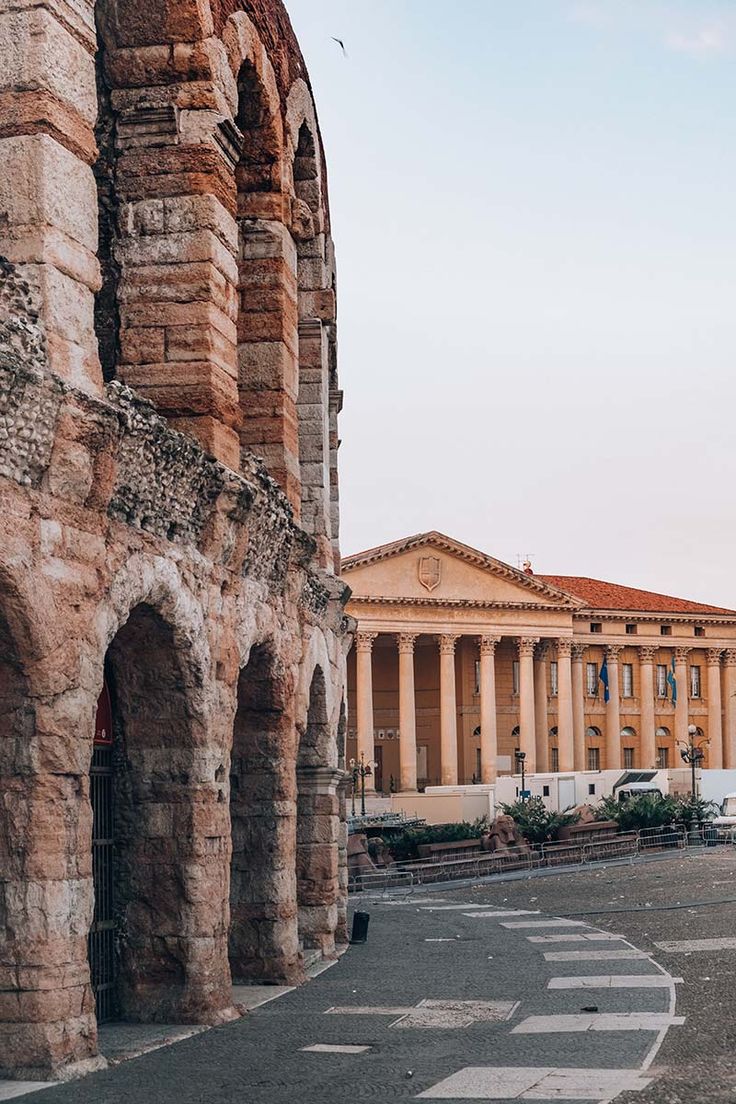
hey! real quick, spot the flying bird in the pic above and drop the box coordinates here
[331,36,348,57]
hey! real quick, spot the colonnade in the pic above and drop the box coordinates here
[353,631,736,791]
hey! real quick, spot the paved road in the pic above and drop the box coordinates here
[18,851,732,1103]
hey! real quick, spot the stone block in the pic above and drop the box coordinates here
[0,9,96,126]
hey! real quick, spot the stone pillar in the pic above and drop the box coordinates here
[707,649,724,769]
[556,640,574,772]
[605,645,622,770]
[438,634,460,785]
[0,0,102,392]
[724,650,736,769]
[478,635,500,784]
[396,633,418,792]
[639,647,657,769]
[517,638,539,773]
[674,647,690,749]
[296,766,343,959]
[534,643,549,773]
[571,644,586,771]
[355,631,377,792]
[297,317,332,563]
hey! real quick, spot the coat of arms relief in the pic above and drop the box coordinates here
[418,555,441,592]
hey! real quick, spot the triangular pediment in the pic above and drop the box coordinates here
[342,532,582,609]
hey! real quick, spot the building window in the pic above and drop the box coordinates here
[587,747,600,770]
[626,623,637,635]
[694,626,705,638]
[588,783,596,795]
[586,662,598,696]
[550,661,558,697]
[474,659,480,694]
[590,622,602,634]
[690,666,701,699]
[622,663,634,698]
[623,747,635,768]
[512,660,520,695]
[475,748,481,780]
[656,746,670,769]
[656,664,668,698]
[543,784,551,796]
[660,625,672,636]
[550,748,559,772]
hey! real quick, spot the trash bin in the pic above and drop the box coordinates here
[350,911,370,944]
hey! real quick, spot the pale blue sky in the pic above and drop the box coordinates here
[286,1,736,606]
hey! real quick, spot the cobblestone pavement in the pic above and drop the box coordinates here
[14,850,736,1103]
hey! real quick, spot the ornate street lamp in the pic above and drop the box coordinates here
[349,752,376,817]
[515,749,527,801]
[679,723,708,798]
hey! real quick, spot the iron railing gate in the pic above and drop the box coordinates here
[88,741,117,1023]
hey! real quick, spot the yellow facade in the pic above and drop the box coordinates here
[343,532,736,792]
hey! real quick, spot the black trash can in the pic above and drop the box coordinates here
[350,911,370,944]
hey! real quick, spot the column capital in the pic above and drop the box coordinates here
[639,646,658,663]
[606,644,623,661]
[674,646,691,663]
[571,642,587,662]
[396,632,418,654]
[478,635,501,657]
[557,639,573,659]
[517,637,539,659]
[707,648,724,665]
[724,649,736,666]
[534,641,550,662]
[437,633,461,655]
[356,630,378,653]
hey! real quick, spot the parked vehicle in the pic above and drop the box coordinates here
[711,792,736,838]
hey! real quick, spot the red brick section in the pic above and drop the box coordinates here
[539,575,736,616]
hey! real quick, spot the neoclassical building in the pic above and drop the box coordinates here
[343,533,736,792]
[0,0,350,1082]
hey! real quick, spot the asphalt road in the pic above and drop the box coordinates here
[18,849,736,1103]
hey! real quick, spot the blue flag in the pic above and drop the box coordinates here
[667,656,677,705]
[599,658,610,703]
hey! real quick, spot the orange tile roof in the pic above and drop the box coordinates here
[538,575,736,616]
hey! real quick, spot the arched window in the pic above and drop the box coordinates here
[585,726,601,771]
[620,727,636,769]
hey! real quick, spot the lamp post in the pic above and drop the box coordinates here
[679,723,708,798]
[349,752,375,817]
[515,749,527,801]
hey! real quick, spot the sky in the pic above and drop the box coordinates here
[285,1,736,606]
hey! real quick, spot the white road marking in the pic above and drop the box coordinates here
[502,919,587,929]
[527,932,625,943]
[325,1005,410,1016]
[544,949,649,962]
[301,1043,371,1054]
[654,937,736,952]
[548,975,682,989]
[423,905,538,913]
[0,1084,56,1101]
[463,910,541,918]
[326,999,517,1029]
[417,1065,653,1100]
[425,938,456,942]
[512,1012,685,1033]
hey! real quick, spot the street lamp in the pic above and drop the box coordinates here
[349,752,376,817]
[679,723,708,798]
[515,749,527,801]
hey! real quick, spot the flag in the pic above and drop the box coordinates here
[667,656,677,705]
[599,658,610,703]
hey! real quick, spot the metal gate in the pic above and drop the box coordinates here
[88,685,117,1023]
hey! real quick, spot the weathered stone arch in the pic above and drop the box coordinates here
[228,637,300,983]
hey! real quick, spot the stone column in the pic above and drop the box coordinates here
[556,640,574,772]
[605,645,622,770]
[478,635,500,784]
[518,638,539,773]
[639,647,657,769]
[571,644,586,770]
[707,650,724,769]
[438,634,460,785]
[296,765,343,959]
[674,647,690,749]
[355,631,377,792]
[396,633,418,792]
[724,650,736,769]
[534,643,549,773]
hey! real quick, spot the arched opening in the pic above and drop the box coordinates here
[296,666,339,959]
[549,726,559,772]
[586,726,602,771]
[621,726,637,769]
[229,643,297,983]
[89,603,230,1023]
[656,726,671,769]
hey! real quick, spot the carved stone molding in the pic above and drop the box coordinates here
[479,635,501,657]
[534,641,550,662]
[707,648,724,665]
[638,646,658,663]
[674,647,692,663]
[571,643,587,662]
[396,632,418,654]
[517,637,539,659]
[557,639,573,659]
[724,649,736,666]
[606,645,624,661]
[356,631,378,653]
[437,633,460,656]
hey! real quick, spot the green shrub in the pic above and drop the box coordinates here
[385,817,490,862]
[499,797,580,845]
[593,792,718,832]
